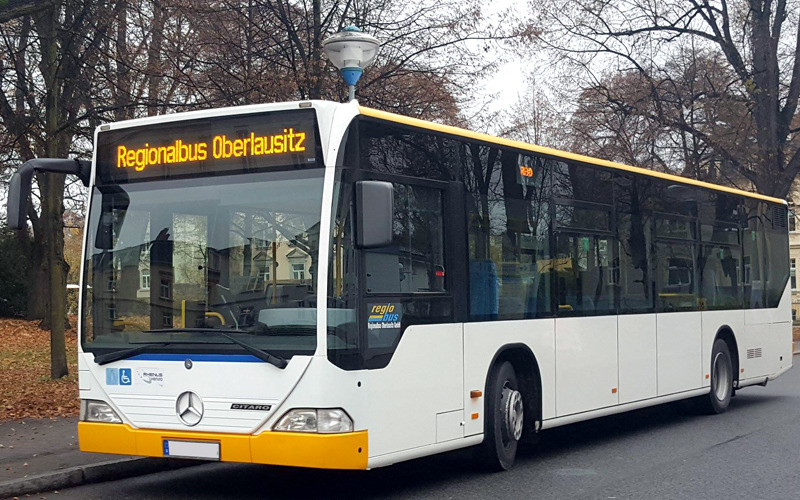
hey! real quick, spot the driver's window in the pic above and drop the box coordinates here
[364,183,446,294]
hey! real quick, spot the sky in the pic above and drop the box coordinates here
[468,0,539,129]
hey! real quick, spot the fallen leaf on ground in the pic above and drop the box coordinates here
[0,317,79,421]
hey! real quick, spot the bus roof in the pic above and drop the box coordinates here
[358,106,786,206]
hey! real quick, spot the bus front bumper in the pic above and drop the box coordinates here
[78,422,368,470]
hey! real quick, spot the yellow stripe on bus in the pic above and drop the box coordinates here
[358,107,786,206]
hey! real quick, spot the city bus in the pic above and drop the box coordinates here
[6,100,792,471]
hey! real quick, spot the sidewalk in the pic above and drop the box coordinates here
[0,418,194,498]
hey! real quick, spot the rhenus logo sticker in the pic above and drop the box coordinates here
[367,303,401,331]
[136,368,165,386]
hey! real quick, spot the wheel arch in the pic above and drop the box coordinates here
[715,325,740,385]
[484,343,543,433]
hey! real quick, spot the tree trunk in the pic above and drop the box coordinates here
[309,0,322,99]
[35,2,69,378]
[27,243,49,321]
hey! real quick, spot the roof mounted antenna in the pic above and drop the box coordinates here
[322,25,380,102]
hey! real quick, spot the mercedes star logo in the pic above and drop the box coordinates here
[176,391,204,426]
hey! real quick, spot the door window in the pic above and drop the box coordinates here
[364,183,446,294]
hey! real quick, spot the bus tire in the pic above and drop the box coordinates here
[478,361,523,471]
[698,338,733,414]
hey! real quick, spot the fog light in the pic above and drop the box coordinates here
[80,399,122,423]
[273,408,353,433]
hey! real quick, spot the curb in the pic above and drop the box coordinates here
[0,457,199,499]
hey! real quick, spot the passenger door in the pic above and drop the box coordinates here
[553,231,620,416]
[361,175,464,456]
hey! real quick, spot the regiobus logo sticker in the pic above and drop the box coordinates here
[367,303,402,331]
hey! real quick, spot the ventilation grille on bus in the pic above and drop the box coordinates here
[746,348,763,359]
[773,206,788,229]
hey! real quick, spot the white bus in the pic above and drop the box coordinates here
[7,100,792,471]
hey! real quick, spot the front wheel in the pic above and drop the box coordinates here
[697,338,733,414]
[477,361,524,471]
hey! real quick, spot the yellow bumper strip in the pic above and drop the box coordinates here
[78,422,368,470]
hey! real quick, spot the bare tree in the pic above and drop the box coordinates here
[533,0,800,198]
[0,0,532,378]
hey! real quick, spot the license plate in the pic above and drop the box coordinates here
[163,440,220,460]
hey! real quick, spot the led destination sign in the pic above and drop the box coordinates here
[96,109,319,183]
[116,129,308,172]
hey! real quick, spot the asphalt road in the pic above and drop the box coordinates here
[37,363,800,500]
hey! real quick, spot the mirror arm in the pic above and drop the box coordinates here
[6,158,91,230]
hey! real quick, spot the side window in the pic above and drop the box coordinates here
[654,212,698,312]
[364,183,446,294]
[356,119,459,181]
[554,233,616,315]
[743,199,767,308]
[698,207,742,310]
[465,147,551,320]
[655,241,696,311]
[552,162,616,316]
[615,174,655,313]
[552,161,613,203]
[764,204,790,307]
[698,245,742,309]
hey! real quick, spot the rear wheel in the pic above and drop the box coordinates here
[478,361,523,471]
[697,338,733,414]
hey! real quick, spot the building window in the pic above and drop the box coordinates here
[140,244,151,261]
[162,312,172,327]
[160,279,171,299]
[292,263,305,280]
[793,308,798,321]
[790,212,797,232]
[258,267,270,283]
[140,269,151,290]
[792,259,797,290]
[107,306,117,320]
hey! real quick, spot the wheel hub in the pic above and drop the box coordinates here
[502,386,524,443]
[712,352,731,401]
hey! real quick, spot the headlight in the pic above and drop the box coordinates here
[80,399,122,423]
[273,408,353,433]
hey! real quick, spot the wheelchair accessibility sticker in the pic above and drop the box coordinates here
[106,367,132,386]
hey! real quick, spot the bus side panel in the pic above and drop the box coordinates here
[463,319,555,437]
[701,310,744,388]
[743,282,792,380]
[771,321,793,375]
[365,323,463,458]
[657,312,702,396]
[770,282,793,375]
[618,314,657,404]
[555,316,619,416]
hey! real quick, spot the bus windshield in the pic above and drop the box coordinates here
[82,168,324,359]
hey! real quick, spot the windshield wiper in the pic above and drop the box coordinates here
[94,342,170,366]
[142,328,288,369]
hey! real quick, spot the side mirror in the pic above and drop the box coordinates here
[94,185,130,250]
[356,180,393,248]
[6,158,90,230]
[6,166,34,230]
